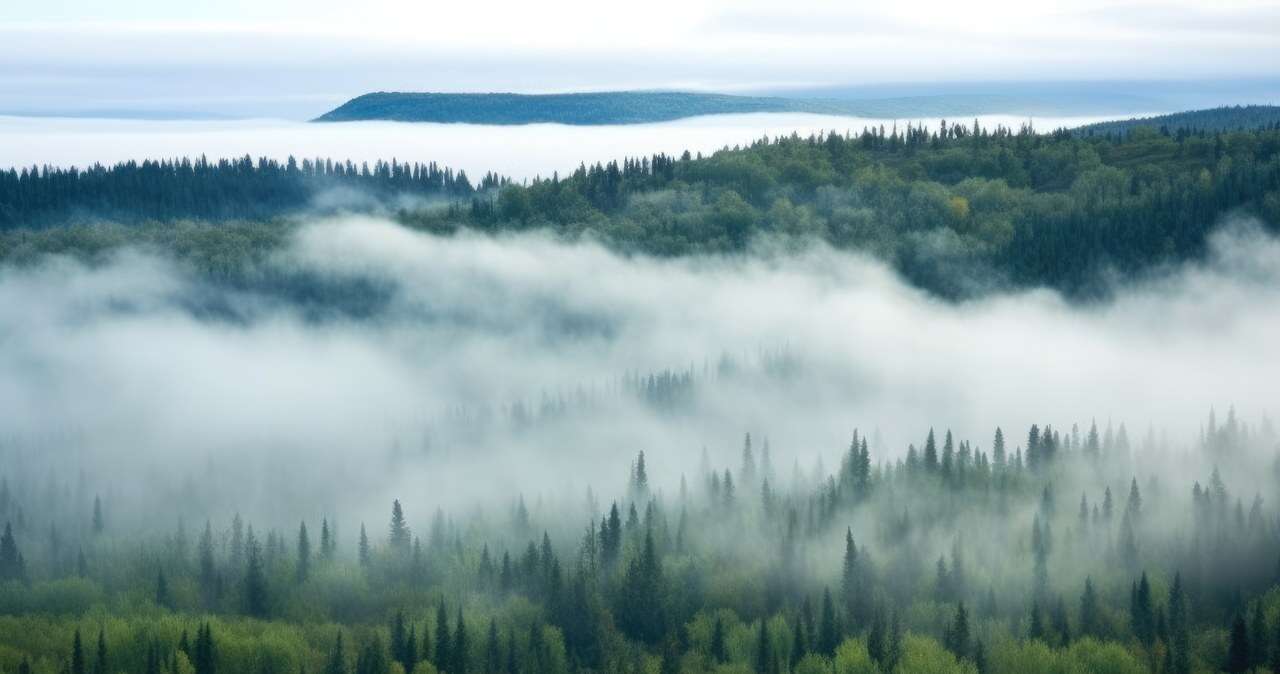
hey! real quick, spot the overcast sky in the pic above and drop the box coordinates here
[2,0,1278,118]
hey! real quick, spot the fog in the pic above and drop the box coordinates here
[1,216,1277,538]
[0,113,1128,182]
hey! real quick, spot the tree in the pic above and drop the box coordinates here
[924,429,939,473]
[92,495,104,534]
[71,629,85,674]
[1251,601,1269,669]
[1168,572,1190,674]
[244,527,269,617]
[1079,577,1101,639]
[485,618,501,674]
[944,602,969,658]
[390,500,411,553]
[617,528,664,645]
[156,568,171,608]
[194,622,216,674]
[297,521,311,584]
[326,632,348,674]
[434,602,451,670]
[0,521,24,582]
[1130,573,1154,647]
[755,619,774,674]
[710,616,727,663]
[92,629,107,674]
[320,518,334,560]
[818,587,839,656]
[1228,613,1250,673]
[359,524,371,568]
[453,606,470,674]
[199,521,217,606]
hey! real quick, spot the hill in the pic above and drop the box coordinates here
[313,91,816,124]
[6,110,1279,300]
[312,90,1097,125]
[1074,105,1280,136]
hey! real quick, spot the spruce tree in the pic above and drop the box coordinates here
[325,632,347,674]
[243,528,268,618]
[71,628,85,674]
[818,587,838,656]
[389,500,410,553]
[92,629,106,674]
[434,602,451,670]
[297,522,311,584]
[1228,613,1250,673]
[710,616,727,663]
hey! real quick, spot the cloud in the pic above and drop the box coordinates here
[1,217,1277,533]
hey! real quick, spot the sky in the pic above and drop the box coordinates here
[1,0,1278,118]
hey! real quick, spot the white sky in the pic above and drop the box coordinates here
[1,0,1278,118]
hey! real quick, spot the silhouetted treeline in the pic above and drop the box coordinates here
[0,155,505,228]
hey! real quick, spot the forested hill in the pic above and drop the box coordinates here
[4,115,1280,298]
[1074,105,1280,137]
[312,91,1051,125]
[314,92,815,124]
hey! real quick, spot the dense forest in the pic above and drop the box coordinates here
[1075,107,1280,138]
[0,405,1278,674]
[3,112,1279,297]
[3,105,1280,674]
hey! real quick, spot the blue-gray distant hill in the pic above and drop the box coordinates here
[1072,105,1280,136]
[312,91,1062,125]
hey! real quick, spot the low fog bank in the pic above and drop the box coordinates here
[0,217,1277,532]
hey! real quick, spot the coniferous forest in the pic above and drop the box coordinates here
[1,107,1280,674]
[3,115,1279,298]
[1,410,1280,674]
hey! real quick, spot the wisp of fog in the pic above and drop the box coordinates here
[0,217,1276,532]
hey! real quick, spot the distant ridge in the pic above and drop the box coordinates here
[1073,105,1280,136]
[313,90,1089,125]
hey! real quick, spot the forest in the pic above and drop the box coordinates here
[1,410,1279,674]
[2,107,1280,674]
[3,112,1280,298]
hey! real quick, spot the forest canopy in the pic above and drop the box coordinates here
[3,113,1279,298]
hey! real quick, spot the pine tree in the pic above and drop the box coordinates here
[296,522,311,584]
[485,618,501,674]
[199,521,217,606]
[194,622,216,674]
[71,628,85,674]
[389,500,410,553]
[0,521,24,582]
[358,524,371,568]
[1168,572,1190,674]
[1028,601,1046,641]
[710,616,727,663]
[1079,577,1101,639]
[453,606,470,674]
[755,619,773,674]
[924,429,939,473]
[92,495,104,534]
[156,568,171,608]
[1228,613,1251,673]
[1252,601,1270,669]
[320,518,334,560]
[244,527,268,618]
[92,629,106,674]
[434,602,451,670]
[818,587,838,656]
[390,612,407,671]
[326,632,347,674]
[944,602,970,658]
[1130,573,1154,646]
